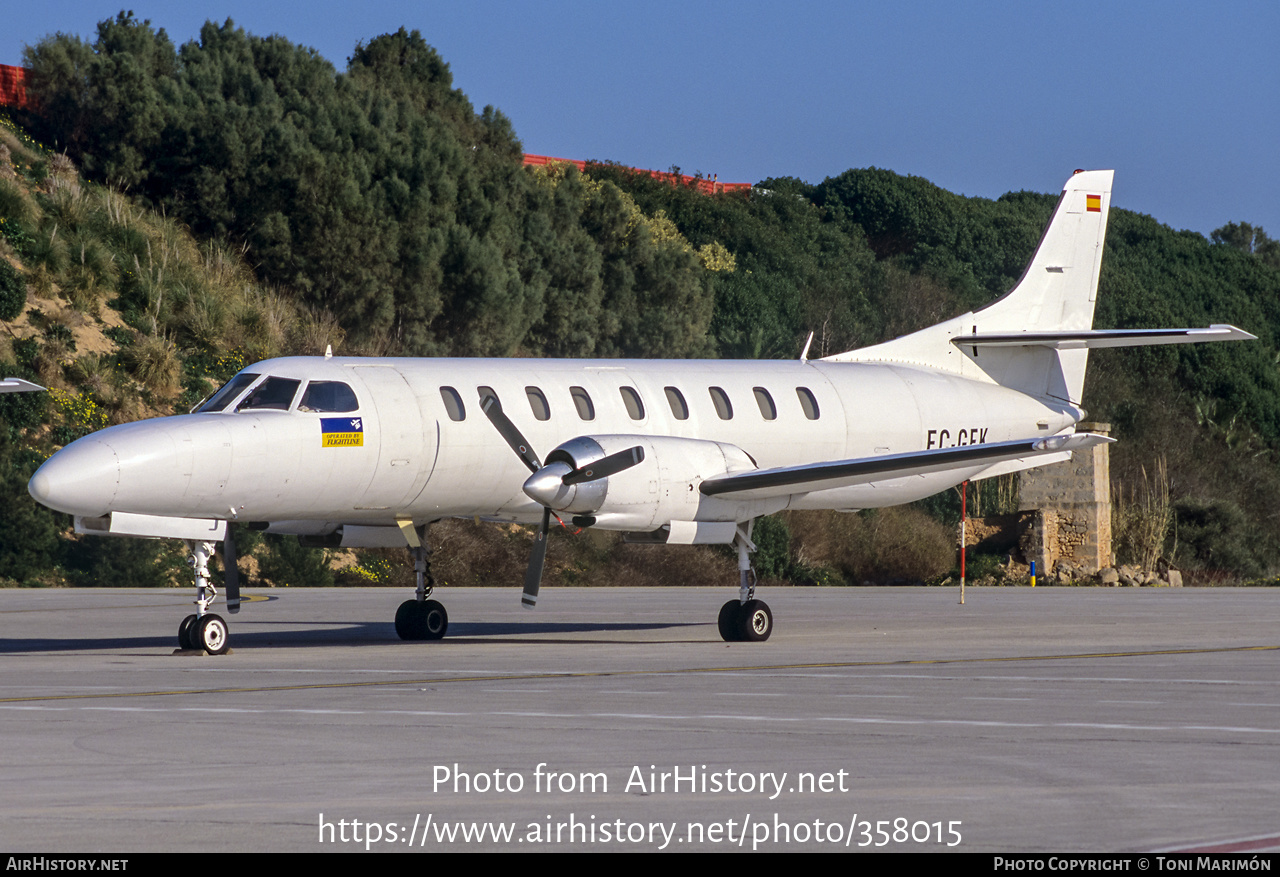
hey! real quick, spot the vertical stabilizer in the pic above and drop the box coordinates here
[827,170,1114,404]
[966,169,1112,402]
[978,169,1113,334]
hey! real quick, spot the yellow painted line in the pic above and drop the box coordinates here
[1,644,1276,705]
[0,593,274,613]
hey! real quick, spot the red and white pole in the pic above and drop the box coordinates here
[960,480,967,605]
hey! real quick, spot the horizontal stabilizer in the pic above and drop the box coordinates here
[700,434,1112,501]
[954,324,1255,350]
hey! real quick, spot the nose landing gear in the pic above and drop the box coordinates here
[177,541,231,655]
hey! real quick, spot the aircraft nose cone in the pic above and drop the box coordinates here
[522,462,575,509]
[28,438,120,516]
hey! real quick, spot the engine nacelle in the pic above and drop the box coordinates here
[522,435,787,532]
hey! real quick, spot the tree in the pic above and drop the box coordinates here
[1212,222,1280,269]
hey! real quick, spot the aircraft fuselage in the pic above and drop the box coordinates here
[31,355,1080,531]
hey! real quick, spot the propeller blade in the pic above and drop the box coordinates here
[562,446,645,485]
[522,507,551,609]
[481,395,541,473]
[224,530,241,615]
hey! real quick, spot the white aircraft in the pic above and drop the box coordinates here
[26,170,1253,653]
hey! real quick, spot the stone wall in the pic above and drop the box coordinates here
[1017,423,1113,575]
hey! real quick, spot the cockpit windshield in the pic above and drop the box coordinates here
[196,374,358,414]
[196,373,260,413]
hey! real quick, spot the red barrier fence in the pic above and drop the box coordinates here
[523,153,751,195]
[0,64,31,110]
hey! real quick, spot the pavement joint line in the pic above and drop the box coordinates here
[1,644,1276,704]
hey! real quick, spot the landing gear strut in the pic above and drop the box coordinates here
[718,521,773,642]
[396,540,448,640]
[178,540,230,654]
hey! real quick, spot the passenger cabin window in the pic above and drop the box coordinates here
[198,372,260,412]
[299,381,358,413]
[664,387,689,420]
[440,386,465,421]
[753,387,777,421]
[619,386,645,421]
[237,377,300,411]
[796,387,820,420]
[526,386,551,421]
[570,386,595,421]
[477,386,499,410]
[709,386,733,420]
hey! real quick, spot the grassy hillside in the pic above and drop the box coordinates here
[0,111,344,587]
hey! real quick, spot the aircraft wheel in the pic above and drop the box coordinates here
[395,600,423,640]
[738,600,773,643]
[195,614,230,655]
[421,600,449,640]
[718,600,743,642]
[396,600,449,640]
[178,614,198,650]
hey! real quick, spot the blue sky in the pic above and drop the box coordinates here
[5,1,1277,237]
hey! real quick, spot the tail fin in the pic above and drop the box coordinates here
[977,169,1113,334]
[824,170,1252,408]
[826,170,1114,404]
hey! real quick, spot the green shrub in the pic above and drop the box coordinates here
[0,260,25,320]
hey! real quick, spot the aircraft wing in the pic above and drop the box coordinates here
[699,433,1111,501]
[954,324,1255,350]
[1,378,45,393]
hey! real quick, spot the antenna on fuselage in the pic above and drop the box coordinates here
[799,332,814,363]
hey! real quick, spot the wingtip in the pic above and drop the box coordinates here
[1208,324,1258,342]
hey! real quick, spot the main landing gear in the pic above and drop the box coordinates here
[395,542,449,640]
[177,540,230,654]
[718,521,773,642]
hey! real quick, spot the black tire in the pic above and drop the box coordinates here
[421,600,448,640]
[718,600,742,642]
[196,614,230,655]
[178,614,197,650]
[738,599,773,642]
[395,600,424,640]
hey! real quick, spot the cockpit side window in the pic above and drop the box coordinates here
[236,377,301,411]
[298,381,359,413]
[197,373,260,413]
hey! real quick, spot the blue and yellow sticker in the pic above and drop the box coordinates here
[321,417,364,447]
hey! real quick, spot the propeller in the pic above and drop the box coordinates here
[562,446,645,485]
[481,395,645,608]
[522,507,551,608]
[480,395,541,472]
[223,529,241,614]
